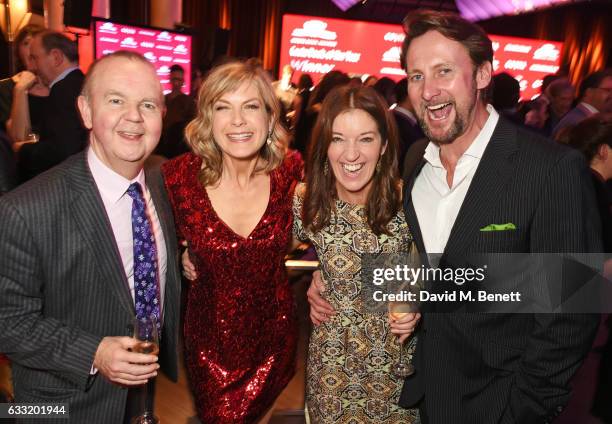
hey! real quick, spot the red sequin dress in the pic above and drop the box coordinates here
[162,152,302,423]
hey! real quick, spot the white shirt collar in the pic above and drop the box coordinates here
[393,105,418,124]
[49,66,79,90]
[87,147,146,205]
[580,102,599,115]
[423,104,499,168]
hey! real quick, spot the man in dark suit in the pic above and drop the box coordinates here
[308,9,601,424]
[552,69,612,139]
[0,51,180,423]
[393,77,425,174]
[396,10,600,423]
[17,30,87,181]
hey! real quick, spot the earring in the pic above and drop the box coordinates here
[266,131,272,145]
[323,161,329,176]
[376,160,381,173]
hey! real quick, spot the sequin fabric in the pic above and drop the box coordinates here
[293,184,420,424]
[162,152,303,423]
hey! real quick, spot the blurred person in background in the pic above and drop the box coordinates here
[393,77,424,174]
[521,96,550,133]
[363,74,378,87]
[545,78,574,133]
[491,72,520,117]
[272,64,297,116]
[348,76,363,88]
[373,76,398,107]
[17,30,87,181]
[289,73,313,148]
[190,67,204,99]
[294,70,350,156]
[156,64,195,159]
[0,24,48,138]
[553,69,612,138]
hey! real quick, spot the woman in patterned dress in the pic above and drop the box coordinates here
[293,85,420,423]
[162,60,302,424]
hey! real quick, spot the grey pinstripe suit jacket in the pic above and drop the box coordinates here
[399,117,602,423]
[0,152,181,423]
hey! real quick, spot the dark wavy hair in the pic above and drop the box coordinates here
[399,9,493,99]
[565,114,612,163]
[302,85,401,236]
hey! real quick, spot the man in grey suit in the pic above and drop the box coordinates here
[307,10,601,424]
[552,69,612,139]
[0,51,180,423]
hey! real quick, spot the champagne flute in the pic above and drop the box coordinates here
[26,132,39,143]
[388,301,415,378]
[131,316,160,424]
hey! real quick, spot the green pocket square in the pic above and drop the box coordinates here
[480,223,517,232]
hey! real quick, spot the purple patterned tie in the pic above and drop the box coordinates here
[127,182,161,331]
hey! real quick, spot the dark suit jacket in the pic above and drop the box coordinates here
[18,69,87,181]
[393,107,425,174]
[0,152,181,423]
[399,117,601,423]
[552,103,592,140]
[0,129,16,195]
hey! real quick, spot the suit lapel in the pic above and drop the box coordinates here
[68,153,135,316]
[443,117,518,255]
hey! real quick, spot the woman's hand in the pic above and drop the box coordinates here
[389,312,421,344]
[181,242,197,281]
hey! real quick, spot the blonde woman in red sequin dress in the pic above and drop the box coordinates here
[162,60,302,424]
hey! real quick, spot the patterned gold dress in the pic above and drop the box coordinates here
[293,184,420,424]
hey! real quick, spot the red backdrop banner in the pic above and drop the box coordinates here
[279,14,563,101]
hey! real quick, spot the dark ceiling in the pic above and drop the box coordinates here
[285,0,459,25]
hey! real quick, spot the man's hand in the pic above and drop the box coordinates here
[12,71,38,92]
[307,270,336,325]
[93,337,159,386]
[181,247,197,281]
[390,312,421,343]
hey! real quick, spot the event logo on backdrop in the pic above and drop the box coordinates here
[94,20,192,95]
[279,14,563,101]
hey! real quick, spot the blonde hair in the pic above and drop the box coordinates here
[186,60,288,186]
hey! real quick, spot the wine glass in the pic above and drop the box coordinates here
[388,301,415,378]
[25,132,39,144]
[131,316,160,424]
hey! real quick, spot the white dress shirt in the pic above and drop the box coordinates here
[412,104,499,254]
[87,148,167,312]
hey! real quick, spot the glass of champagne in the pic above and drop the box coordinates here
[131,316,160,424]
[26,132,39,143]
[388,301,415,378]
